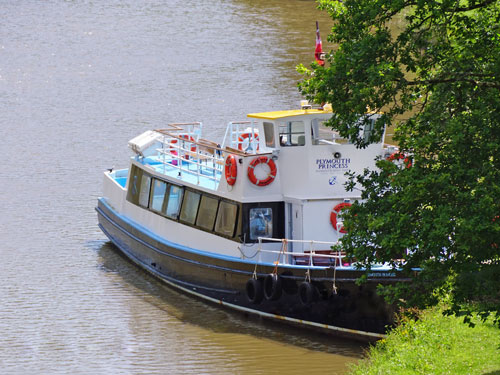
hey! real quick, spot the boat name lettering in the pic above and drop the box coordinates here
[367,272,396,277]
[315,158,351,171]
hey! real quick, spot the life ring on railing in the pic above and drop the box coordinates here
[387,152,412,168]
[238,132,259,151]
[170,135,197,159]
[330,202,351,234]
[224,154,237,186]
[248,156,277,186]
[264,274,282,301]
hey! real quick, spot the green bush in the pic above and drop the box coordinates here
[350,307,500,375]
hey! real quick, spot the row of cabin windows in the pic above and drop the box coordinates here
[263,119,377,147]
[127,165,274,240]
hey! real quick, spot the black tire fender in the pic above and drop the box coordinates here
[298,281,318,306]
[245,278,264,304]
[264,273,283,301]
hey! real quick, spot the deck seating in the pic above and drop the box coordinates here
[293,250,346,267]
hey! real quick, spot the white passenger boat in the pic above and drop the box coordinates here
[96,102,408,341]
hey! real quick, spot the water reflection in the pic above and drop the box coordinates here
[95,241,364,374]
[2,0,367,373]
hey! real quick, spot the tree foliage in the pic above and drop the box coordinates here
[298,0,500,324]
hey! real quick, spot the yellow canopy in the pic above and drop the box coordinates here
[247,108,332,120]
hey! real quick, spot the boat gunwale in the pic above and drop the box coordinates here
[97,197,410,281]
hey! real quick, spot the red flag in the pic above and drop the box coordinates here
[315,21,325,66]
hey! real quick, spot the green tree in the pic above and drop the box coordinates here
[298,0,500,324]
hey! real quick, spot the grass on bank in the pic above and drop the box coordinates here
[350,307,500,375]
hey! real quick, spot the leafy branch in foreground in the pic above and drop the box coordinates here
[299,0,500,324]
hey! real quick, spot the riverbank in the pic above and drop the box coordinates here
[350,307,500,375]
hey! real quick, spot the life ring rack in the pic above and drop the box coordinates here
[247,156,277,186]
[330,202,351,234]
[224,154,238,186]
[238,132,259,151]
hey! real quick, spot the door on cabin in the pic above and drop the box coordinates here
[286,202,303,255]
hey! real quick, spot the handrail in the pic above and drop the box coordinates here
[146,125,268,186]
[258,237,339,246]
[221,120,259,152]
[155,128,249,156]
[150,131,225,187]
[249,237,346,268]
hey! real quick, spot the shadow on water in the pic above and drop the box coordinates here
[89,240,366,358]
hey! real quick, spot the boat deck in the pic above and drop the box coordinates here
[140,154,223,190]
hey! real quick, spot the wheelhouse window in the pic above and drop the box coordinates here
[179,190,201,224]
[249,207,273,240]
[311,119,350,145]
[150,179,167,213]
[196,195,219,231]
[263,122,275,148]
[363,118,376,143]
[165,184,183,219]
[138,174,151,208]
[215,201,238,237]
[279,121,305,146]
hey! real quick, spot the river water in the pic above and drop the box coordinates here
[0,1,366,374]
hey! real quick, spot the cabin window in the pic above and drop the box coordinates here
[180,190,201,224]
[279,121,305,146]
[249,207,273,240]
[138,175,152,208]
[150,179,168,213]
[263,122,275,147]
[215,201,238,237]
[311,119,350,145]
[127,165,142,205]
[196,195,219,231]
[165,184,183,219]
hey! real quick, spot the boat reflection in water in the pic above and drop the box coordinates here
[96,102,410,342]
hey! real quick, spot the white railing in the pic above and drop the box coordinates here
[165,122,203,139]
[222,121,259,153]
[246,238,347,268]
[152,132,225,188]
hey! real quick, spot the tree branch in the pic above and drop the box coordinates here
[402,77,500,89]
[449,0,496,12]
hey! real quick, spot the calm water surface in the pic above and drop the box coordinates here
[0,1,365,373]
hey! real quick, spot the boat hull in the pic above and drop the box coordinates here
[96,198,405,342]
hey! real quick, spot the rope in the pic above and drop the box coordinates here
[272,239,287,275]
[309,241,314,267]
[237,245,260,259]
[332,263,338,295]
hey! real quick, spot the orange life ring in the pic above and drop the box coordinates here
[170,135,197,159]
[238,132,259,151]
[330,202,351,233]
[387,152,412,168]
[225,154,237,186]
[247,156,277,186]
